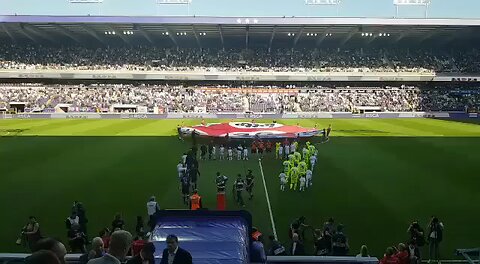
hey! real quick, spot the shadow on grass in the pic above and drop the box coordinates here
[434,118,480,126]
[0,135,479,256]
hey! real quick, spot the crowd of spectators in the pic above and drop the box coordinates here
[19,198,444,264]
[1,83,479,113]
[2,44,479,73]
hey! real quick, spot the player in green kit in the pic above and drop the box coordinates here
[283,160,292,181]
[288,154,295,165]
[290,166,299,190]
[294,151,302,165]
[275,142,281,159]
[298,161,307,179]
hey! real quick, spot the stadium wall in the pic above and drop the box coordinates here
[1,112,477,119]
[0,70,443,82]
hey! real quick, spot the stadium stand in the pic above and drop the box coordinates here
[1,44,480,74]
[1,84,479,113]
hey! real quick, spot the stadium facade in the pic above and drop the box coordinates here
[1,15,480,82]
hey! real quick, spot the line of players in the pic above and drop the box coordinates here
[176,146,256,208]
[277,140,317,192]
[198,141,276,161]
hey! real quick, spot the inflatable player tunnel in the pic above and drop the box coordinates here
[151,210,252,264]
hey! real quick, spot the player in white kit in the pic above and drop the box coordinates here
[243,147,249,160]
[219,145,225,160]
[306,169,312,187]
[228,147,233,160]
[309,154,317,171]
[299,176,306,191]
[211,145,216,160]
[177,161,186,180]
[237,145,243,160]
[279,172,287,191]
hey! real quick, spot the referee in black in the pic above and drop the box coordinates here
[233,174,245,207]
[215,172,228,193]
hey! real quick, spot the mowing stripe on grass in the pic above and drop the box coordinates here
[258,157,278,240]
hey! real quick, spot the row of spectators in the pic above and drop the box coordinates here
[1,84,479,112]
[21,206,444,264]
[1,44,479,73]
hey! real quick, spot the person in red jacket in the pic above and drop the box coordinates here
[395,243,409,264]
[380,247,400,264]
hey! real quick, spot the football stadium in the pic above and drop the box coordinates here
[1,0,480,264]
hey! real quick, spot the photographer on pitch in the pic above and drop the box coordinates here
[407,221,425,260]
[427,216,444,263]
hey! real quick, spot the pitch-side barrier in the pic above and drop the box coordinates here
[0,112,478,119]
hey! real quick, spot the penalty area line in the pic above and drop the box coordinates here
[258,158,278,240]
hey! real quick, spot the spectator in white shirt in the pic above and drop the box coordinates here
[146,196,160,230]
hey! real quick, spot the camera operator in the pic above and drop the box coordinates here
[407,221,425,247]
[407,221,425,261]
[427,216,444,263]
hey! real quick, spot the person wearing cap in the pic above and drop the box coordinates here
[251,232,267,263]
[160,234,192,264]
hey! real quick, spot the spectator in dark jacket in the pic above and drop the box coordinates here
[427,217,444,262]
[315,229,332,256]
[159,235,192,264]
[250,235,267,263]
[67,224,87,253]
[267,235,286,256]
[27,250,61,264]
[332,224,349,256]
[32,238,67,264]
[289,233,305,256]
[111,214,125,230]
[127,242,155,264]
[76,203,88,238]
[135,216,144,237]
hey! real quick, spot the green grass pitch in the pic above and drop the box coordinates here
[0,118,479,258]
